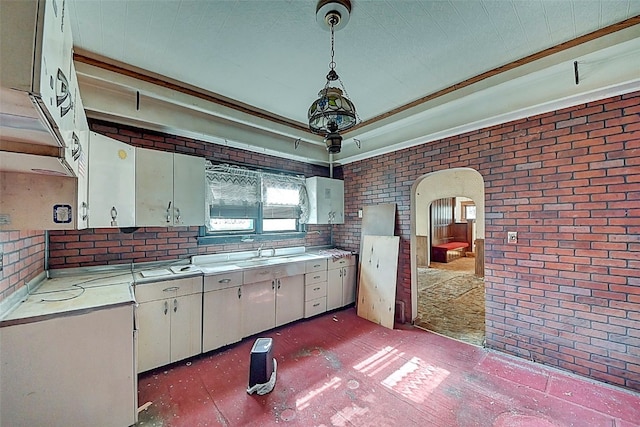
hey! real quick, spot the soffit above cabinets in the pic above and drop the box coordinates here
[67,1,640,165]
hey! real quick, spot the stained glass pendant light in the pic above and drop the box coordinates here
[308,0,358,153]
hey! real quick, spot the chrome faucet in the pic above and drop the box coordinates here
[257,243,264,258]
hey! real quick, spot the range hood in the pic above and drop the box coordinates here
[0,87,70,176]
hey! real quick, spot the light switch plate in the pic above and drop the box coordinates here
[507,231,518,244]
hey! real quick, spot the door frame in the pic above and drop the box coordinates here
[409,167,485,322]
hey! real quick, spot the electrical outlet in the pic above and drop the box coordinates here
[507,231,518,244]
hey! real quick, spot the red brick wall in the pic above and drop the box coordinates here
[0,231,46,304]
[334,91,640,391]
[47,121,331,269]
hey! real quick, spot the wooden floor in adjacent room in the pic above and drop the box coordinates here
[136,308,640,427]
[415,256,485,346]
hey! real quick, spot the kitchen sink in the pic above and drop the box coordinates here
[235,258,276,267]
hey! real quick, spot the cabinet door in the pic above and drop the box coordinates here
[242,280,275,337]
[37,0,70,130]
[203,286,242,352]
[327,178,344,224]
[326,268,343,311]
[137,299,171,373]
[276,275,304,327]
[306,177,344,224]
[135,148,173,226]
[70,64,90,229]
[342,266,357,306]
[173,153,205,226]
[88,132,135,227]
[170,293,203,363]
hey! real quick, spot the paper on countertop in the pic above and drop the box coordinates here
[169,265,201,274]
[318,249,353,260]
[139,269,172,278]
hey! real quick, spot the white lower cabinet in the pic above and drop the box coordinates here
[203,272,243,352]
[276,275,305,326]
[0,304,137,427]
[135,255,355,371]
[136,276,203,373]
[241,262,305,337]
[327,257,357,311]
[242,279,276,337]
[304,258,328,318]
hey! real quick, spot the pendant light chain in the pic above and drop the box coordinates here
[329,21,336,73]
[307,1,358,152]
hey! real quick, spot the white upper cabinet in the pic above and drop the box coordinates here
[135,148,205,227]
[88,132,135,228]
[0,0,74,142]
[306,177,344,224]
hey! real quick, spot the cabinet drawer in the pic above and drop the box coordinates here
[305,281,327,301]
[305,270,327,285]
[135,276,203,303]
[329,256,355,269]
[305,258,327,273]
[243,261,305,284]
[204,271,243,292]
[305,297,327,318]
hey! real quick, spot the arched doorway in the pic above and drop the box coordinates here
[410,168,485,344]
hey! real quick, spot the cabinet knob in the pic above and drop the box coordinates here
[81,202,88,221]
[173,299,178,313]
[238,288,242,299]
[164,301,168,315]
[166,201,172,223]
[175,207,181,224]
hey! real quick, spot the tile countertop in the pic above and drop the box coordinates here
[0,271,135,327]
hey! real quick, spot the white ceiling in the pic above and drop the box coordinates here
[67,1,640,165]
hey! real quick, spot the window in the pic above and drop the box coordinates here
[200,164,309,242]
[460,201,476,221]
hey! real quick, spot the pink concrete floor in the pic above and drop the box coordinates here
[137,308,640,426]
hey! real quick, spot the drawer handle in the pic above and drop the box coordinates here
[313,264,321,268]
[163,286,180,292]
[313,303,320,307]
[218,278,231,283]
[259,271,270,275]
[314,287,320,291]
[314,275,320,279]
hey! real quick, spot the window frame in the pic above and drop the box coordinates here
[198,164,308,245]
